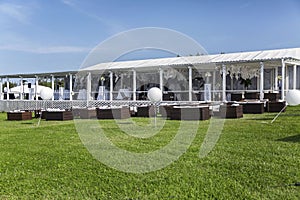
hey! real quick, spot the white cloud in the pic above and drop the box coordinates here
[36,45,91,54]
[61,0,76,7]
[61,0,126,34]
[0,2,31,24]
[0,44,90,54]
[61,0,106,24]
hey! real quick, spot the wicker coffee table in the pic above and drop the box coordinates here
[96,107,130,119]
[45,110,73,121]
[169,106,211,120]
[7,111,32,120]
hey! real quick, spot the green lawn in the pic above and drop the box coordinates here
[0,107,299,199]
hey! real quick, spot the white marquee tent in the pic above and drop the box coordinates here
[1,47,300,103]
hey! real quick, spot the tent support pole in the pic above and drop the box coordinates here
[86,72,91,106]
[222,64,226,102]
[274,66,278,91]
[260,62,264,101]
[51,75,55,101]
[281,59,285,100]
[0,78,3,100]
[6,77,9,100]
[69,74,73,101]
[132,69,136,101]
[293,64,297,90]
[212,71,216,101]
[109,71,113,101]
[159,68,163,93]
[35,76,38,101]
[20,77,23,100]
[188,66,192,101]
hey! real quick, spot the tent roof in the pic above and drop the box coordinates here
[81,47,300,72]
[0,70,77,79]
[1,47,300,78]
[211,47,300,63]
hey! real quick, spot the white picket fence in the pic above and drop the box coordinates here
[0,100,201,112]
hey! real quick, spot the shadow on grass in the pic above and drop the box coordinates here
[245,117,274,121]
[278,114,300,117]
[21,122,34,124]
[277,134,300,143]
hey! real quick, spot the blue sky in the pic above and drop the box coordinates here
[0,0,300,74]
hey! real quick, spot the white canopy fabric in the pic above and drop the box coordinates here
[80,47,300,72]
[1,47,299,103]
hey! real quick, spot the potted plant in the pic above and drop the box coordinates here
[240,78,252,90]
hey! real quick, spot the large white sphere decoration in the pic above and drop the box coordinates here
[286,90,300,106]
[147,87,162,102]
[40,87,53,100]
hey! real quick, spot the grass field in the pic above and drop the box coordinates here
[0,106,299,199]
